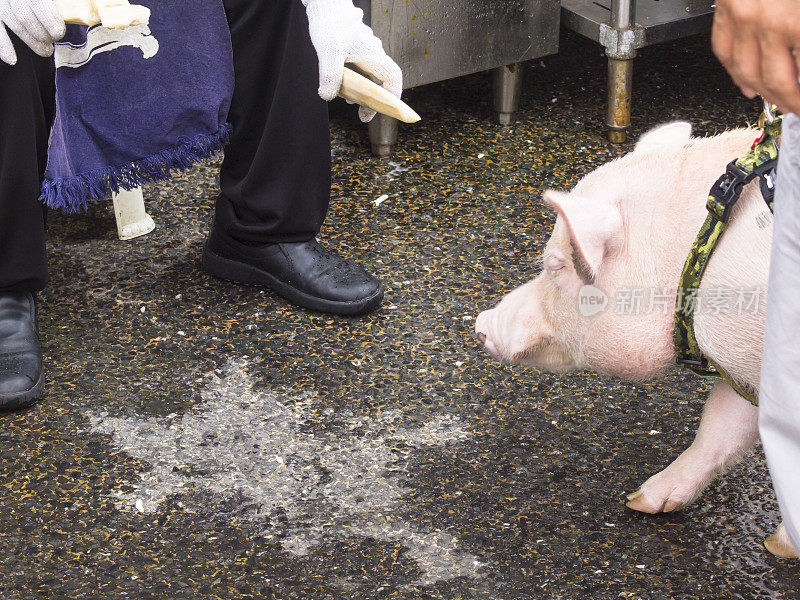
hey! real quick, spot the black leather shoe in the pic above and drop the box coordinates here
[0,292,44,410]
[202,227,384,315]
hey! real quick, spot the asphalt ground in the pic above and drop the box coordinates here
[1,31,798,599]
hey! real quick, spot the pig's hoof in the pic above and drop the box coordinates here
[765,523,798,559]
[625,472,704,514]
[626,488,671,514]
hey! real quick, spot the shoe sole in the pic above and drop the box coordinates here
[0,369,44,411]
[202,244,384,316]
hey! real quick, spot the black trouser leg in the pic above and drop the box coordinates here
[0,35,54,292]
[217,0,331,244]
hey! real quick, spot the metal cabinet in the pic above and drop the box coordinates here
[354,0,560,154]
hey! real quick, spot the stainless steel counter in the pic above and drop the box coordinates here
[354,0,560,154]
[561,0,715,142]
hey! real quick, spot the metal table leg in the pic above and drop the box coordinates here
[369,113,399,157]
[493,63,523,125]
[606,57,633,143]
[605,0,636,143]
[563,0,714,143]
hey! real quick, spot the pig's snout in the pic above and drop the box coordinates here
[475,310,502,361]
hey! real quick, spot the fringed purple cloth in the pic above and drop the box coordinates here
[41,0,234,213]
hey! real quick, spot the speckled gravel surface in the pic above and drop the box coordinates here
[1,32,798,599]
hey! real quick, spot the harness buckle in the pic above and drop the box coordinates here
[753,160,778,209]
[707,163,749,223]
[676,355,718,378]
[676,356,707,368]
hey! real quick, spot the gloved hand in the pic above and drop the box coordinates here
[0,0,65,66]
[302,0,402,122]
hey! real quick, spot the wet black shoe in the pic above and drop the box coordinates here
[202,227,384,316]
[0,292,44,410]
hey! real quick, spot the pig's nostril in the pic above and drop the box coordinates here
[476,332,487,344]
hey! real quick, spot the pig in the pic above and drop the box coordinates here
[475,121,797,559]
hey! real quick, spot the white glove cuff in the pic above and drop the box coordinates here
[301,0,357,10]
[303,0,366,27]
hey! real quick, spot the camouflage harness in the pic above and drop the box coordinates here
[673,115,782,406]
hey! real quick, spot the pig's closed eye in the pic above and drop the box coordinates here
[544,257,565,273]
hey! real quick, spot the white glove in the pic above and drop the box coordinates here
[0,0,65,65]
[302,0,402,122]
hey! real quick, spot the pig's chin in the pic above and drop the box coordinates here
[579,352,673,382]
[512,342,576,372]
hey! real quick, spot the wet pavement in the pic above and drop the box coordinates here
[2,32,799,599]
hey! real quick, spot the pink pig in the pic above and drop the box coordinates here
[475,122,797,559]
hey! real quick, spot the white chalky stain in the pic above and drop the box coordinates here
[55,24,159,69]
[382,162,410,181]
[86,360,478,584]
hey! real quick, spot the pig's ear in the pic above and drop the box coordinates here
[543,190,622,278]
[634,121,692,153]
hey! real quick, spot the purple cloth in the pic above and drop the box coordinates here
[41,0,234,212]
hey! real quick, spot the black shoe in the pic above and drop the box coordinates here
[0,292,44,410]
[202,227,384,316]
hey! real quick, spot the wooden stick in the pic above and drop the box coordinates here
[53,0,150,28]
[339,67,421,124]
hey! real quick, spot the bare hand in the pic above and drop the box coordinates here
[712,0,800,115]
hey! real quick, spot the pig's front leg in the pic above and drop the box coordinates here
[626,380,759,514]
